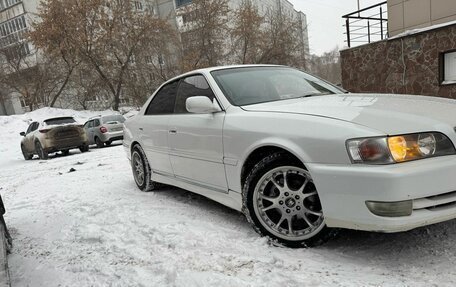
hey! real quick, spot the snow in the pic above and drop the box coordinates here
[2,108,456,286]
[442,80,456,86]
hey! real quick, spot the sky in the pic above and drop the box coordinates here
[288,0,383,55]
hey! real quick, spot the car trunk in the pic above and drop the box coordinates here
[104,121,124,133]
[45,125,85,147]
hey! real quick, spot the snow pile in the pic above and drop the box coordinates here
[1,108,456,286]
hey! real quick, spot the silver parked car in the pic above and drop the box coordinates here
[20,117,89,160]
[83,115,125,148]
[123,65,456,247]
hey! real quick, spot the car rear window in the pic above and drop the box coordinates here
[102,115,126,124]
[44,117,76,125]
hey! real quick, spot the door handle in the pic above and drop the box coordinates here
[169,130,177,134]
[139,127,143,131]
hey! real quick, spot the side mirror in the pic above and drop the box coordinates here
[186,96,221,114]
[20,132,26,137]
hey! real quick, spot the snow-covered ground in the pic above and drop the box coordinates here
[1,108,456,286]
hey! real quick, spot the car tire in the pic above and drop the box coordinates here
[35,141,48,160]
[131,145,159,192]
[21,145,33,160]
[61,150,70,156]
[79,144,89,153]
[95,137,104,148]
[105,141,112,146]
[243,152,335,248]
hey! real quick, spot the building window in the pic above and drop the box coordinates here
[441,51,456,85]
[0,0,21,11]
[175,0,192,8]
[134,1,143,10]
[0,15,28,50]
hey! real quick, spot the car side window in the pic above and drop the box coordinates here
[85,121,93,128]
[175,75,215,114]
[145,81,179,115]
[26,123,35,134]
[94,119,100,127]
[30,122,39,132]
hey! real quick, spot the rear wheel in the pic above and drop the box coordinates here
[35,141,48,160]
[95,137,104,148]
[21,145,33,160]
[79,144,89,153]
[243,152,334,247]
[131,145,158,192]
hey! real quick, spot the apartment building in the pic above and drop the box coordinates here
[0,0,37,115]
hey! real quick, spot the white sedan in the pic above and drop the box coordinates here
[123,65,456,247]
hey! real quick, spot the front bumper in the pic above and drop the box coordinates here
[308,155,456,232]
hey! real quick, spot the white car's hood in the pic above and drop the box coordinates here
[241,93,456,134]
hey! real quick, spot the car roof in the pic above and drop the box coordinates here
[44,116,75,122]
[166,64,286,83]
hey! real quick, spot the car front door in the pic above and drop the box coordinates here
[137,80,179,176]
[168,75,227,191]
[24,122,39,152]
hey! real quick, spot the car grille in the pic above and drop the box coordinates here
[413,190,456,211]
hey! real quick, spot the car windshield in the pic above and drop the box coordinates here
[44,117,76,126]
[102,115,125,124]
[211,67,343,106]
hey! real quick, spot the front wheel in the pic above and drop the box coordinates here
[35,141,48,160]
[243,152,334,247]
[21,145,33,160]
[95,137,104,148]
[131,145,159,192]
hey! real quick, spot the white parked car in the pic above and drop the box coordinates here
[123,65,456,247]
[83,115,126,148]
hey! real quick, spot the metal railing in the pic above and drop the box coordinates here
[342,1,388,48]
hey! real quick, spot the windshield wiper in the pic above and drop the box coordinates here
[300,92,330,98]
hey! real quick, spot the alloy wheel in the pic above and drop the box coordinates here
[132,151,145,186]
[253,166,325,241]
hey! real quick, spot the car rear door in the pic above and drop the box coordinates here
[136,80,179,176]
[168,75,227,191]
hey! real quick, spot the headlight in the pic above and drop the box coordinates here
[347,132,456,164]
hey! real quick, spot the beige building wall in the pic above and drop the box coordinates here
[388,0,456,36]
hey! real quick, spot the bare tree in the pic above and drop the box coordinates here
[230,0,265,64]
[34,0,177,111]
[257,7,303,66]
[29,0,81,107]
[308,47,342,85]
[179,0,231,71]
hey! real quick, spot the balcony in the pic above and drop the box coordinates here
[342,1,388,48]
